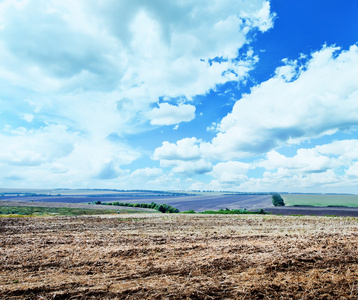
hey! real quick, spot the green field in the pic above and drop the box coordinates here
[0,206,151,217]
[282,194,358,207]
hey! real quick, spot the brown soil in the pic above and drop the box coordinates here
[0,201,150,211]
[1,214,358,299]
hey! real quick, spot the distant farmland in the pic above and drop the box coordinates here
[0,193,273,212]
[282,194,358,207]
[2,190,358,217]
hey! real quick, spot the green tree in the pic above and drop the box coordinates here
[272,193,285,206]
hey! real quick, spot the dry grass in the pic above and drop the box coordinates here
[1,214,358,299]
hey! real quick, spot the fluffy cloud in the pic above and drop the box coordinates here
[0,0,274,187]
[157,45,358,166]
[346,162,358,178]
[130,167,163,178]
[126,168,184,190]
[0,125,77,166]
[315,140,358,161]
[170,159,212,175]
[193,139,358,192]
[153,138,202,161]
[0,125,141,188]
[246,169,341,191]
[0,0,273,99]
[153,138,212,175]
[210,161,250,183]
[147,103,196,125]
[207,45,358,159]
[258,149,337,173]
[258,139,358,175]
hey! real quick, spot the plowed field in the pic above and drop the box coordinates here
[1,214,358,299]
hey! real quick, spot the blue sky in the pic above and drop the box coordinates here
[1,0,358,193]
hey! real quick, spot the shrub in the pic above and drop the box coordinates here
[181,210,196,214]
[199,208,268,215]
[88,200,180,213]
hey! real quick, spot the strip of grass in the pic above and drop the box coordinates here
[282,194,358,207]
[0,206,146,217]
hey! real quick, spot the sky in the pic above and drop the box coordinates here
[1,0,358,193]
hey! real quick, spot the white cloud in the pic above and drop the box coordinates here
[0,125,77,166]
[131,167,163,178]
[0,0,273,103]
[229,139,358,192]
[123,168,184,190]
[257,139,358,176]
[0,125,141,187]
[186,137,358,192]
[197,168,342,193]
[258,149,337,173]
[201,45,358,160]
[150,44,358,192]
[22,114,34,123]
[152,137,212,176]
[170,159,212,175]
[239,1,275,33]
[316,140,358,161]
[210,161,250,183]
[254,169,340,190]
[0,0,274,187]
[147,103,196,125]
[153,138,202,161]
[346,162,358,178]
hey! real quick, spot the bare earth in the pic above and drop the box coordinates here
[1,214,358,299]
[0,194,273,212]
[0,200,148,211]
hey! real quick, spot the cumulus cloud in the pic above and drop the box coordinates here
[0,0,273,98]
[153,138,212,176]
[157,44,358,167]
[255,169,340,190]
[315,140,358,161]
[95,162,124,180]
[125,168,186,190]
[194,139,358,192]
[147,103,196,125]
[153,138,202,161]
[346,162,358,178]
[257,139,358,176]
[0,125,141,187]
[0,125,77,166]
[171,159,212,175]
[204,45,358,160]
[131,167,163,178]
[210,161,250,183]
[0,0,274,187]
[258,149,337,173]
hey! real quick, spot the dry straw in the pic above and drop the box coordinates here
[1,214,358,299]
